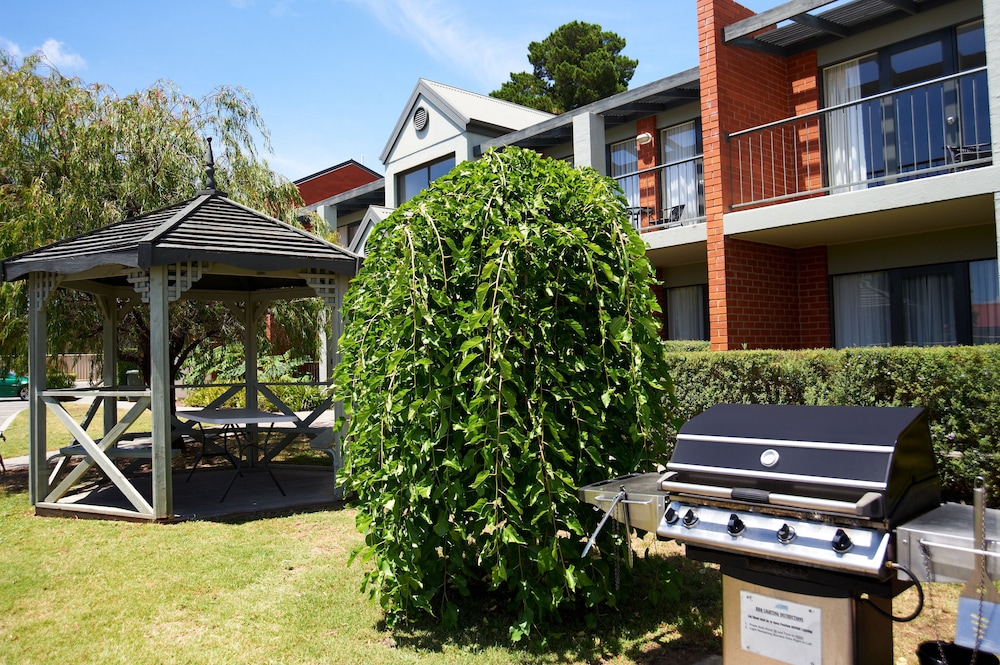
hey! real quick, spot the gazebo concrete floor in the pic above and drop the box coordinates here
[41,465,344,521]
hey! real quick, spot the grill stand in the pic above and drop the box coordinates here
[690,546,899,665]
[721,574,892,665]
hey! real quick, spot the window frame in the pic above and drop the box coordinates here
[395,154,456,206]
[831,260,993,348]
[820,21,987,186]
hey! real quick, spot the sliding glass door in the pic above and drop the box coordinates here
[823,21,988,189]
[832,260,994,348]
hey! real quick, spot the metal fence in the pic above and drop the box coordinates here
[613,155,706,232]
[728,67,990,209]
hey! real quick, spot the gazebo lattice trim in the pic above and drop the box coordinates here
[127,261,206,303]
[29,271,62,312]
[299,269,339,308]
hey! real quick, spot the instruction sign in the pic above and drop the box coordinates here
[741,591,822,665]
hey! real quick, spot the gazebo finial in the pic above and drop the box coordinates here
[203,137,217,191]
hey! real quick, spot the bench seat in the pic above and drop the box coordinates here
[59,441,182,459]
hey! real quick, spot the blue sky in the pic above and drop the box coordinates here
[2,0,776,182]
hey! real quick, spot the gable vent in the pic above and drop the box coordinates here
[413,106,428,131]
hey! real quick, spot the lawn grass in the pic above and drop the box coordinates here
[0,449,971,664]
[1,399,146,460]
[0,466,723,665]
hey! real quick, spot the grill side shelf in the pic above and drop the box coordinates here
[578,472,668,534]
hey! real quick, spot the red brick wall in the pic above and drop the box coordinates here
[797,246,831,349]
[721,239,831,349]
[636,116,660,229]
[723,238,799,348]
[699,0,828,349]
[788,52,823,197]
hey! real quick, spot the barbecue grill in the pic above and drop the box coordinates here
[579,403,943,665]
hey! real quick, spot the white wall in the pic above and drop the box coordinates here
[383,94,465,206]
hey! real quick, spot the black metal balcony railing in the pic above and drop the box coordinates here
[612,155,706,232]
[728,67,991,209]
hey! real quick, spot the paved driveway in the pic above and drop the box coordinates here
[0,397,29,428]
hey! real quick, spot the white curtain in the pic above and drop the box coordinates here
[667,285,706,340]
[825,59,869,193]
[903,274,956,346]
[610,139,640,208]
[660,122,701,223]
[833,272,890,348]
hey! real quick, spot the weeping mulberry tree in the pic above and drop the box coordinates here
[335,147,676,638]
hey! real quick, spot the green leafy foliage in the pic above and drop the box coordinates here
[335,147,676,637]
[184,344,329,412]
[490,21,637,114]
[663,345,1000,506]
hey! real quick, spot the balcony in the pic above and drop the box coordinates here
[728,67,991,210]
[613,155,706,232]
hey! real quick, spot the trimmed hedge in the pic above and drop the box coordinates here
[664,346,1000,506]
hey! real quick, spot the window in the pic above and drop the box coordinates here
[956,21,989,152]
[832,271,891,347]
[901,269,957,346]
[971,258,1000,344]
[823,22,990,189]
[666,284,708,341]
[824,54,882,192]
[396,155,455,205]
[832,259,997,348]
[609,138,639,209]
[341,221,361,247]
[660,121,704,224]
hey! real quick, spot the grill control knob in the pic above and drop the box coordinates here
[777,523,796,544]
[832,528,854,553]
[727,514,746,536]
[663,506,679,525]
[682,509,699,528]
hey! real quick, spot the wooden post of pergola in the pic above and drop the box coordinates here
[3,170,360,521]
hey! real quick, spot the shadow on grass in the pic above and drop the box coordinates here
[380,541,722,664]
[0,467,29,494]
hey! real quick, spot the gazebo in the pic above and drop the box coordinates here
[1,151,360,521]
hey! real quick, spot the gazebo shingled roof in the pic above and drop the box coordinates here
[2,191,360,285]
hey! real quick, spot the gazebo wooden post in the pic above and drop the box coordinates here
[245,300,259,415]
[148,265,173,518]
[27,272,50,505]
[317,308,329,383]
[97,295,120,433]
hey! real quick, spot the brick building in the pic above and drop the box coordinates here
[312,0,999,351]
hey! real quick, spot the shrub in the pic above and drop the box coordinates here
[45,367,76,389]
[335,147,676,638]
[183,346,327,411]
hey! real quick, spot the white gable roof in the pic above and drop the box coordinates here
[349,205,393,257]
[380,79,553,164]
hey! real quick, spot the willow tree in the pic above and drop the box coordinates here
[0,50,316,377]
[336,148,676,638]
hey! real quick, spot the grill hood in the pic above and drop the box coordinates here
[667,404,941,524]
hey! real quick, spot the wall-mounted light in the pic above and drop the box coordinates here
[636,132,653,146]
